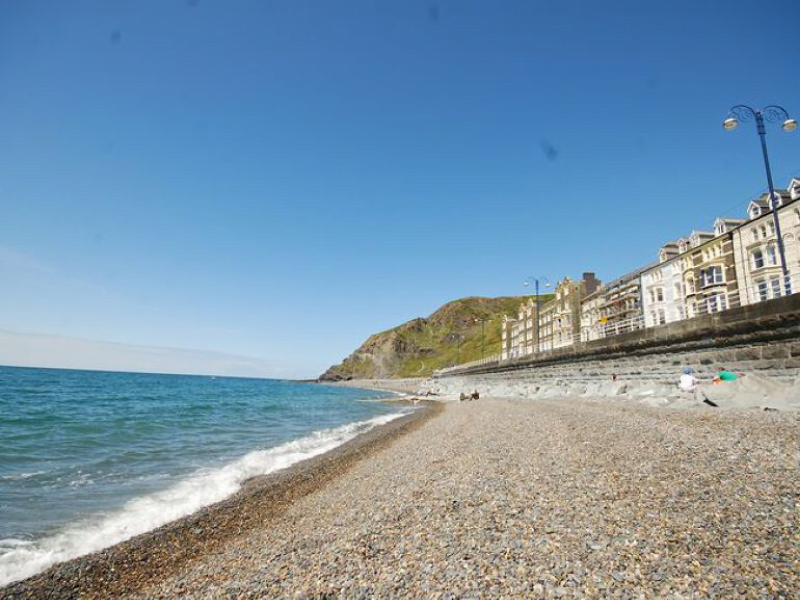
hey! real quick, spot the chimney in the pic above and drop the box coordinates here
[582,272,601,296]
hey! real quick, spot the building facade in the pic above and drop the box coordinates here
[733,181,800,306]
[503,273,599,357]
[496,177,800,366]
[682,227,738,317]
[640,243,686,328]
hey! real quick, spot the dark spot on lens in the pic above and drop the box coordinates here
[540,140,559,161]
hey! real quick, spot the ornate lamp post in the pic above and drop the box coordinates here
[723,105,797,295]
[474,317,486,359]
[524,277,550,354]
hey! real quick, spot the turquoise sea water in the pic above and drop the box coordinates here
[0,366,404,586]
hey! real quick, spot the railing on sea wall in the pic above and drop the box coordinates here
[434,269,800,377]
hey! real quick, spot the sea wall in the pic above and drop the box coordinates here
[431,294,800,401]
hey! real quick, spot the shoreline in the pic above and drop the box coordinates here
[6,397,796,597]
[113,397,800,597]
[0,401,442,599]
[320,377,429,396]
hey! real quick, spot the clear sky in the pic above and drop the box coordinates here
[2,0,799,379]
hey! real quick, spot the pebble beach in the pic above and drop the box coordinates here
[3,395,799,599]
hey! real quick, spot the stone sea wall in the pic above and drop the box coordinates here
[431,294,800,403]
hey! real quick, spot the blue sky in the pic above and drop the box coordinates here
[1,0,799,379]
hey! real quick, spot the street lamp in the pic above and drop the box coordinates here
[474,317,486,359]
[524,276,550,354]
[724,104,796,295]
[451,332,462,366]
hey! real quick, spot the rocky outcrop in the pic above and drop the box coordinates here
[319,296,539,381]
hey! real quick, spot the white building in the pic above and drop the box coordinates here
[733,179,800,305]
[640,242,686,327]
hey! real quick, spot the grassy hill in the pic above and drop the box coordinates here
[319,295,552,380]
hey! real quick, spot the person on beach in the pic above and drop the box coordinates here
[678,366,698,398]
[471,390,480,400]
[713,367,739,384]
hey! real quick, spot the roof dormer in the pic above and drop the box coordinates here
[677,237,689,254]
[658,242,679,263]
[790,178,800,201]
[713,217,745,236]
[689,230,714,248]
[748,198,769,219]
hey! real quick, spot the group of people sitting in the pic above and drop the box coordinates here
[679,366,739,396]
[459,390,480,401]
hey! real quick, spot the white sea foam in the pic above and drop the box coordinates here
[0,411,407,587]
[0,471,47,482]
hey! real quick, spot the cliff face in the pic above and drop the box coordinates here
[319,295,547,380]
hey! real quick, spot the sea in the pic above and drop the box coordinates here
[0,366,408,587]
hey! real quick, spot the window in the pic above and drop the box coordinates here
[770,277,782,299]
[674,282,683,298]
[701,266,723,287]
[751,229,759,242]
[761,225,768,239]
[657,309,666,325]
[656,287,664,302]
[756,280,768,301]
[766,245,777,266]
[687,278,696,294]
[750,206,761,219]
[768,221,775,235]
[752,249,764,269]
[706,292,727,314]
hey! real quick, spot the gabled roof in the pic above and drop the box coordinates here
[714,217,745,228]
[714,216,745,235]
[658,243,679,263]
[689,230,715,246]
[747,190,790,217]
[754,189,790,203]
[790,178,800,200]
[748,198,770,218]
